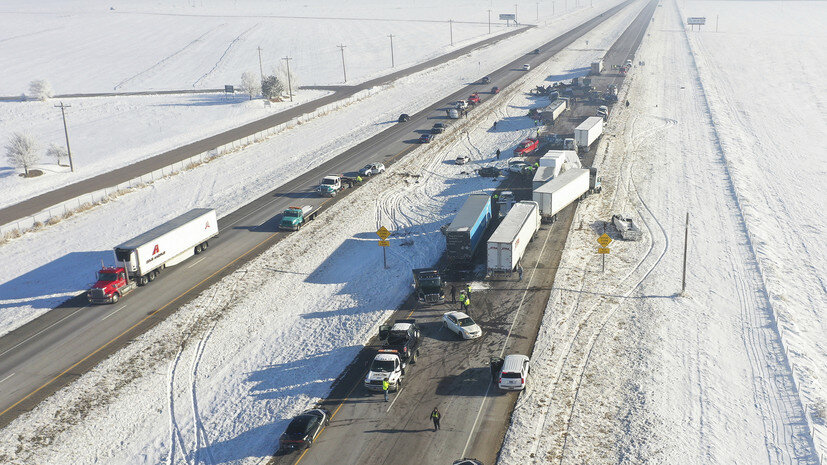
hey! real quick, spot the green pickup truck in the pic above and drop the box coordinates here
[279,205,318,231]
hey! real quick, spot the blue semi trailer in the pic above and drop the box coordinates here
[446,193,492,267]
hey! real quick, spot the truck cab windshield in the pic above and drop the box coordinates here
[97,272,120,282]
[322,179,336,185]
[370,359,396,372]
[420,278,441,290]
[284,210,300,217]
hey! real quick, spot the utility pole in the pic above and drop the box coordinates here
[681,212,689,293]
[716,14,719,32]
[536,2,539,21]
[450,19,454,45]
[282,56,293,102]
[54,102,74,172]
[388,34,395,68]
[487,9,492,34]
[256,46,264,85]
[515,4,518,24]
[337,44,347,83]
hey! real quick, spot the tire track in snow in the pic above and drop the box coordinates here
[192,24,259,88]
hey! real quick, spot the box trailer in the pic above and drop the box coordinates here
[574,116,603,150]
[533,165,559,191]
[590,59,604,75]
[532,169,590,223]
[88,209,219,303]
[446,194,492,267]
[544,99,566,122]
[487,201,540,276]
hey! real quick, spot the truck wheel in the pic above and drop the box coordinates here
[194,244,202,254]
[111,292,120,303]
[148,271,156,282]
[305,438,313,449]
[203,241,209,249]
[139,275,149,286]
[396,380,402,390]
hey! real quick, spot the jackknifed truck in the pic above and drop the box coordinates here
[87,208,219,304]
[445,193,492,268]
[486,201,541,277]
[574,116,604,150]
[533,169,591,223]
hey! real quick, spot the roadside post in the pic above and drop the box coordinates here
[597,233,612,273]
[377,226,391,269]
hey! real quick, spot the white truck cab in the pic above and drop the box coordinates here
[364,349,405,392]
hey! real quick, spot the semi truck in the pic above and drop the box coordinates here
[412,268,445,304]
[486,201,540,277]
[446,193,492,267]
[590,59,604,75]
[544,99,566,122]
[532,169,590,223]
[87,208,219,304]
[574,116,604,150]
[279,205,318,231]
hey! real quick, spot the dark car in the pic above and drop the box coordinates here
[533,48,540,54]
[398,113,410,122]
[419,133,433,143]
[431,123,446,134]
[480,76,491,84]
[279,408,331,452]
[491,86,500,94]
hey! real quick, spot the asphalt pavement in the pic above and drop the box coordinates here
[0,0,647,439]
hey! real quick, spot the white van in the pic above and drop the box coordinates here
[522,64,531,71]
[498,354,530,390]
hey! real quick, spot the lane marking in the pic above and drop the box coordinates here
[0,373,14,385]
[186,256,208,269]
[0,306,87,359]
[386,387,403,412]
[101,305,128,321]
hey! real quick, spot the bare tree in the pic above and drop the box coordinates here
[28,80,53,101]
[261,75,284,99]
[47,143,68,166]
[6,133,40,176]
[240,71,260,100]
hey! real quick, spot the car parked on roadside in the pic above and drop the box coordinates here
[431,123,446,134]
[455,155,471,165]
[419,133,433,143]
[497,354,530,391]
[359,162,386,176]
[507,160,529,174]
[442,311,482,339]
[455,100,468,110]
[279,408,331,452]
[480,76,491,84]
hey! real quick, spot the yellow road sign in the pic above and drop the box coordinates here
[597,233,612,247]
[376,226,391,240]
[378,240,390,247]
[598,247,610,254]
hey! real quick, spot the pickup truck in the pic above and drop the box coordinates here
[279,205,318,231]
[364,349,405,392]
[378,319,422,366]
[318,175,348,197]
[468,93,480,105]
[513,138,539,156]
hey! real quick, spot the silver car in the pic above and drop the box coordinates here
[359,162,386,176]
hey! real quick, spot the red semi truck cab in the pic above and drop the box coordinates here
[514,138,539,156]
[87,266,137,304]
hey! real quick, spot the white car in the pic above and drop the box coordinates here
[455,155,471,165]
[442,311,482,339]
[455,100,468,110]
[360,162,386,176]
[507,160,529,174]
[522,64,531,71]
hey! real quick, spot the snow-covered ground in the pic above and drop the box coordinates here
[0,3,645,463]
[0,0,622,337]
[0,0,577,211]
[499,0,826,463]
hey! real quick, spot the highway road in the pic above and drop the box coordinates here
[0,0,642,431]
[268,2,659,464]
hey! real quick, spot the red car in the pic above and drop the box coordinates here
[513,138,539,156]
[468,93,480,104]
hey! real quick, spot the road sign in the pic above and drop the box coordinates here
[376,226,390,240]
[499,13,516,20]
[598,247,610,254]
[597,233,612,247]
[378,240,390,247]
[687,17,706,25]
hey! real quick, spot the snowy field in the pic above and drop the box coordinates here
[0,2,645,463]
[499,0,826,463]
[0,0,548,211]
[0,0,620,337]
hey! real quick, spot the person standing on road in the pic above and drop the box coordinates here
[450,285,456,303]
[430,407,441,431]
[466,283,471,296]
[460,293,471,313]
[383,379,390,402]
[517,264,524,282]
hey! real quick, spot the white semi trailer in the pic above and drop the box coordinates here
[533,169,590,223]
[574,116,603,150]
[486,201,541,276]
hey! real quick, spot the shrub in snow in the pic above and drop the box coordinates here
[47,143,68,166]
[276,62,297,97]
[28,80,53,101]
[6,133,40,176]
[240,71,260,100]
[261,75,284,100]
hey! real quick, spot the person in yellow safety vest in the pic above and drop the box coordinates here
[533,162,539,169]
[356,175,363,183]
[466,284,471,295]
[460,293,470,312]
[383,379,390,402]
